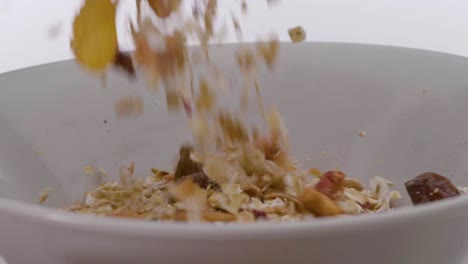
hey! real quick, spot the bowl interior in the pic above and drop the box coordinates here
[1,43,468,208]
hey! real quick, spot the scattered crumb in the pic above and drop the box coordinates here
[288,26,306,43]
[308,167,322,178]
[266,0,280,8]
[115,96,144,118]
[340,148,347,156]
[47,22,63,39]
[38,188,53,204]
[359,131,366,138]
[241,0,248,14]
[84,166,95,175]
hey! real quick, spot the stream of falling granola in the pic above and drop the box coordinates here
[61,0,404,223]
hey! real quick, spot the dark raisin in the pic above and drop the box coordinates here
[252,209,267,220]
[174,145,202,180]
[405,172,460,205]
[113,51,135,77]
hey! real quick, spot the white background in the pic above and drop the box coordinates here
[1,0,468,72]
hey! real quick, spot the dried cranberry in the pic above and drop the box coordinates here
[315,170,345,199]
[252,209,267,220]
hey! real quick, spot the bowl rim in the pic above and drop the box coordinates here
[1,194,468,239]
[2,42,468,238]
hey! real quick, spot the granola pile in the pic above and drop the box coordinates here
[61,0,464,223]
[66,154,401,223]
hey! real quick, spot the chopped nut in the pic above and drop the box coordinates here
[344,178,364,191]
[298,187,341,217]
[203,210,236,222]
[308,168,322,178]
[264,192,305,212]
[38,188,53,204]
[240,183,263,197]
[237,211,255,223]
[110,210,144,219]
[288,26,306,43]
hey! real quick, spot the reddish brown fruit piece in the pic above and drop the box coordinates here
[405,172,460,205]
[148,0,181,18]
[113,51,135,77]
[315,170,346,199]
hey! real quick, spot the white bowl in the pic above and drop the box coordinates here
[2,43,468,264]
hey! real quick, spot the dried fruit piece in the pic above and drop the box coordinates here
[114,51,135,77]
[298,187,341,216]
[148,0,182,18]
[174,145,201,180]
[315,170,345,199]
[405,172,460,205]
[288,26,306,43]
[252,209,267,220]
[70,0,118,71]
